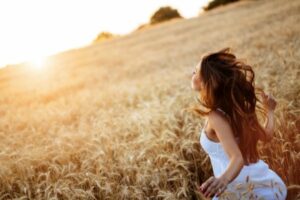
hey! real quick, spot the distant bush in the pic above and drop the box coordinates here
[150,6,182,25]
[203,0,240,11]
[93,31,117,43]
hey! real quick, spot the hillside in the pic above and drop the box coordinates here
[0,0,299,199]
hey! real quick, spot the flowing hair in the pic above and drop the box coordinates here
[188,47,269,165]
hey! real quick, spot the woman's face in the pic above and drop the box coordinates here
[191,62,203,92]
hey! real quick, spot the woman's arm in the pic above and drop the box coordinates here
[210,110,244,183]
[199,110,244,198]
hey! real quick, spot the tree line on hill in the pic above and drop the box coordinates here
[93,0,240,43]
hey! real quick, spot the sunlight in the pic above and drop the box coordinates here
[29,57,46,70]
[0,0,210,68]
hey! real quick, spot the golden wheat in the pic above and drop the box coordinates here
[0,0,299,199]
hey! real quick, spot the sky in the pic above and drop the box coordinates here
[0,0,211,68]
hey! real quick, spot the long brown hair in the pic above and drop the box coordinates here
[188,47,269,165]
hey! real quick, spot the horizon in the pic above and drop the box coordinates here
[0,0,210,68]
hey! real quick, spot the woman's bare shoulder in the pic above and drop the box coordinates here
[208,108,230,122]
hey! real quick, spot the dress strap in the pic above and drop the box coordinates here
[204,118,209,129]
[216,108,227,116]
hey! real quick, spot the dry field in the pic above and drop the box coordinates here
[0,0,299,199]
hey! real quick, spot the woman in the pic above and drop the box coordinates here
[190,47,287,199]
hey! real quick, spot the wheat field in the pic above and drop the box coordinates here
[0,0,299,199]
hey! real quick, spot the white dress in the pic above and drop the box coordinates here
[199,108,287,200]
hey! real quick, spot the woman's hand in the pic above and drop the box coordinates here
[261,90,277,111]
[198,176,229,198]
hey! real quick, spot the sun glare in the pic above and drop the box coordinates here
[29,57,46,70]
[0,0,211,68]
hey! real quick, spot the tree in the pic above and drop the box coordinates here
[93,31,116,43]
[150,6,182,25]
[203,0,240,11]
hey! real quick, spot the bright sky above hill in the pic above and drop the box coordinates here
[0,0,210,68]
